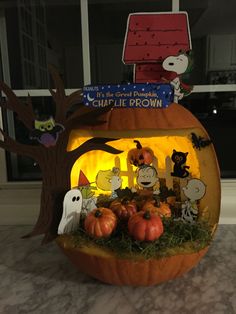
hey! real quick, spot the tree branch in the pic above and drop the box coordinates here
[65,104,112,131]
[0,82,35,130]
[65,89,83,110]
[0,128,41,158]
[48,65,66,123]
[68,137,123,162]
[48,66,114,130]
[48,65,83,124]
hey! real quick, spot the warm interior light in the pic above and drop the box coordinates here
[68,133,200,195]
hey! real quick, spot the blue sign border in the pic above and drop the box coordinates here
[83,83,174,109]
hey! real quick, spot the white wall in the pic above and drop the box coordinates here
[219,180,236,224]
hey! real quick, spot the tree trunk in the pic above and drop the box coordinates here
[24,148,72,243]
[22,135,122,243]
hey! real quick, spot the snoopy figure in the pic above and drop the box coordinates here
[58,189,82,234]
[162,51,193,102]
[181,178,206,223]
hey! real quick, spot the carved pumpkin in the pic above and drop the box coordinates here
[84,207,117,238]
[128,210,164,241]
[127,140,154,166]
[110,199,137,220]
[57,103,221,286]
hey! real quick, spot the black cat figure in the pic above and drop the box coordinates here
[171,150,190,178]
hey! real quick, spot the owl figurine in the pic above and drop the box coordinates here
[30,117,64,147]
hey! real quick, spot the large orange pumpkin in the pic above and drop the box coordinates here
[128,210,164,241]
[57,103,221,286]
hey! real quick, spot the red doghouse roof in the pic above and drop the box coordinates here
[123,12,191,64]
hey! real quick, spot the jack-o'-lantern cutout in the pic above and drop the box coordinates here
[127,140,154,166]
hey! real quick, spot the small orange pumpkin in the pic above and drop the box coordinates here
[84,207,117,238]
[110,199,137,220]
[166,195,176,206]
[142,201,171,218]
[157,202,172,218]
[128,210,164,241]
[142,200,156,211]
[127,140,154,167]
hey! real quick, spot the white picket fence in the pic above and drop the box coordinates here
[114,155,190,199]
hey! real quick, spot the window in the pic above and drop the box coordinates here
[88,0,172,84]
[180,0,236,177]
[0,0,83,180]
[0,0,236,181]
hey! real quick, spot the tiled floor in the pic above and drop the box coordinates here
[0,225,236,314]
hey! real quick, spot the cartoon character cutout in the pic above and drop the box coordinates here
[162,50,193,102]
[77,170,97,213]
[58,189,82,234]
[133,165,160,195]
[96,167,122,199]
[30,117,64,147]
[181,178,206,223]
[171,150,190,178]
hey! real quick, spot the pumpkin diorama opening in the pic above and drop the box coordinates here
[0,11,220,286]
[56,103,220,286]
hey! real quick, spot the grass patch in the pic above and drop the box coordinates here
[71,216,212,260]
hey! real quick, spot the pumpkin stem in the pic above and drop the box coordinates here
[122,197,129,205]
[134,140,142,149]
[94,209,102,218]
[143,211,151,220]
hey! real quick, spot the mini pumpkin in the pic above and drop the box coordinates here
[166,195,176,206]
[128,210,164,241]
[84,207,117,238]
[110,199,137,220]
[127,140,154,167]
[142,201,171,218]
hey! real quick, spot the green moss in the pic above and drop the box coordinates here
[72,217,212,260]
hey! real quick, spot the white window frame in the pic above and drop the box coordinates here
[0,0,235,224]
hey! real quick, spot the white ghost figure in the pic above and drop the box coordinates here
[58,189,82,234]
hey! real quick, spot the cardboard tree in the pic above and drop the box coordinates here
[0,66,122,243]
[123,12,191,83]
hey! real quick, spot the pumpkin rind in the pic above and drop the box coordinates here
[86,103,205,131]
[56,235,209,286]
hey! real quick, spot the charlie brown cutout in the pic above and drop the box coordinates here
[181,178,206,223]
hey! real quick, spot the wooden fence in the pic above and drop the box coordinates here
[114,155,190,200]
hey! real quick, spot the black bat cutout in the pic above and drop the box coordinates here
[191,132,212,150]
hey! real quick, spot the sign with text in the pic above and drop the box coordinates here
[83,83,174,109]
